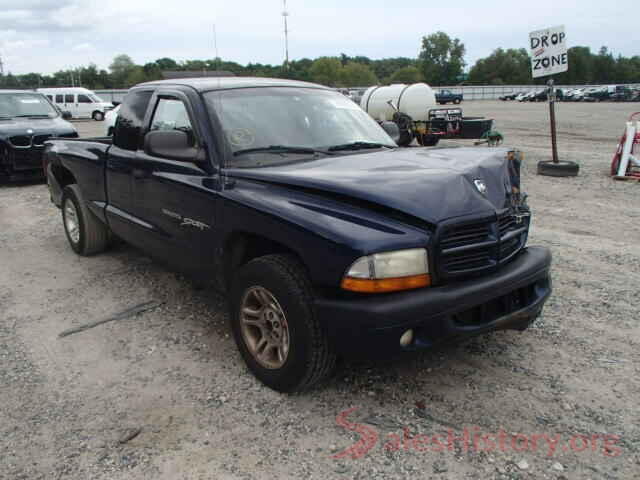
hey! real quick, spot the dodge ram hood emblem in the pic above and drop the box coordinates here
[474,179,487,195]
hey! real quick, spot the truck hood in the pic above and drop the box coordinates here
[0,117,77,139]
[226,147,521,226]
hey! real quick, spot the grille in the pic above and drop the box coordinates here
[437,212,529,280]
[33,135,52,146]
[9,135,31,147]
[452,283,537,326]
[10,147,45,171]
[440,220,491,249]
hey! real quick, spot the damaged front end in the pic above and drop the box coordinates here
[432,150,533,284]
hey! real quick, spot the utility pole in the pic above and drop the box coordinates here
[282,0,289,70]
[213,24,220,71]
[0,53,4,76]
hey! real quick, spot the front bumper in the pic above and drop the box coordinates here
[316,246,552,357]
[0,147,46,181]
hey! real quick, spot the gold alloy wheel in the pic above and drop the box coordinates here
[239,286,290,369]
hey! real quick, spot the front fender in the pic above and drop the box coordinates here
[220,177,430,287]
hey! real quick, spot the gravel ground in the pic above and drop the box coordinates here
[1,102,639,480]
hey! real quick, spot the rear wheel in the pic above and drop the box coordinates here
[229,254,336,392]
[453,98,461,104]
[62,184,110,255]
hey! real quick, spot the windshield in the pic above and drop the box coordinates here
[89,94,103,103]
[205,87,395,166]
[0,92,58,118]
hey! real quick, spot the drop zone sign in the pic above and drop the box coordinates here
[529,25,568,78]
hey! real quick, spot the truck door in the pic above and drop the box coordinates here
[125,90,220,275]
[77,93,94,118]
[104,89,154,245]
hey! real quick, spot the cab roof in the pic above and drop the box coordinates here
[136,77,330,92]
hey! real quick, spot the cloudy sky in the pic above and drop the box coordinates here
[0,0,636,75]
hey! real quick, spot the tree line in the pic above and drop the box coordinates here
[1,32,638,90]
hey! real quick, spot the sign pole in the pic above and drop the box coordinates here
[548,78,559,164]
[530,25,579,176]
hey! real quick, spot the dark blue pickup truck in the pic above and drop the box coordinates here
[45,77,552,392]
[435,89,463,105]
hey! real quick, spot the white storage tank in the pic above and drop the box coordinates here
[360,83,437,122]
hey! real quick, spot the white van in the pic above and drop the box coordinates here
[37,87,114,121]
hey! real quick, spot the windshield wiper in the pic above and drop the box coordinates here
[233,145,332,156]
[327,141,394,152]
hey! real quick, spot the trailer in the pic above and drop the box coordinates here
[360,83,493,147]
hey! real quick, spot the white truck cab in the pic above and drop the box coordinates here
[37,87,114,121]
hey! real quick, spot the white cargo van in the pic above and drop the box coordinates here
[37,87,114,121]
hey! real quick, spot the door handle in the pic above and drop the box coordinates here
[132,168,151,179]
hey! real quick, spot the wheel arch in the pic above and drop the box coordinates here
[221,231,309,291]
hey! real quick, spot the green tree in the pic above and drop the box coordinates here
[468,48,531,85]
[593,47,616,83]
[109,54,136,87]
[340,62,378,87]
[309,57,343,86]
[370,57,416,81]
[419,32,466,85]
[387,66,424,84]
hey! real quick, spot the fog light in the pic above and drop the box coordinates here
[400,329,414,347]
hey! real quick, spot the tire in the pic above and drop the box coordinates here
[417,134,440,147]
[92,111,105,121]
[453,98,461,104]
[229,254,336,392]
[61,184,110,255]
[537,160,580,177]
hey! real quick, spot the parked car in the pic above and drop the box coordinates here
[0,90,77,181]
[104,104,120,136]
[435,89,463,104]
[500,92,524,101]
[44,77,552,392]
[584,86,610,102]
[568,88,585,101]
[38,87,115,121]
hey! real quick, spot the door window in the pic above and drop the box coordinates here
[65,94,74,103]
[78,94,92,103]
[150,98,196,146]
[113,89,153,151]
[55,94,64,103]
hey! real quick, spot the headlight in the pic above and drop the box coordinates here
[341,248,430,293]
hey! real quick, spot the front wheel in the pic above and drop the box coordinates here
[62,184,110,255]
[229,254,336,392]
[92,111,105,121]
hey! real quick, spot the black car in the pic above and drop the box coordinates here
[0,90,77,181]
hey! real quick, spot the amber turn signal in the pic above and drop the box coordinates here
[341,274,431,293]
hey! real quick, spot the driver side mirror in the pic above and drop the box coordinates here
[380,121,400,144]
[144,129,198,162]
[61,111,72,120]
